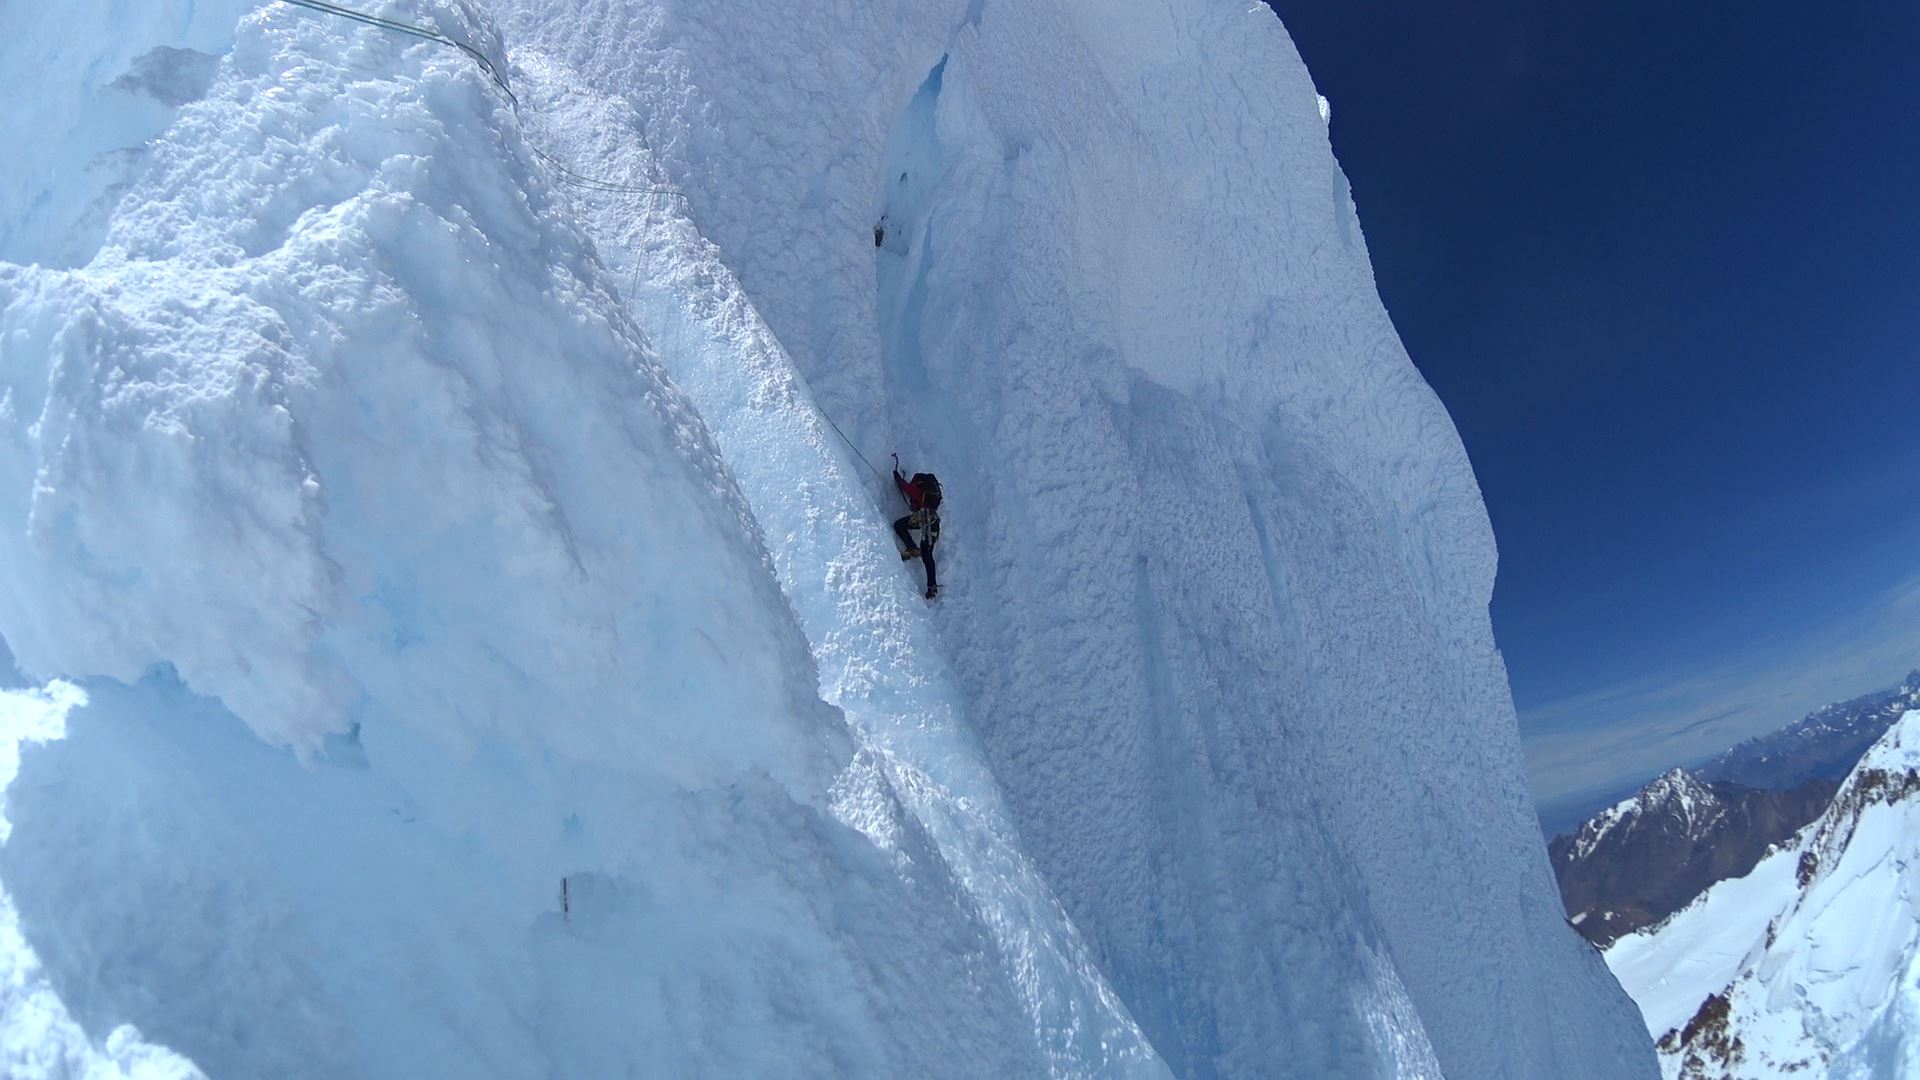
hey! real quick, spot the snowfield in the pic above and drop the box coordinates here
[0,0,1655,1076]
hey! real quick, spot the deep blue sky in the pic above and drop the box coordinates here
[1268,1,1920,810]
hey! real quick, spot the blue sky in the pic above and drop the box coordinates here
[1270,2,1920,810]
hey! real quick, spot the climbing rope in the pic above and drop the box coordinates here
[281,0,515,103]
[614,220,886,488]
[278,0,684,199]
[816,401,889,486]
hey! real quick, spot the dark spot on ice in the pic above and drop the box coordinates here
[111,45,221,108]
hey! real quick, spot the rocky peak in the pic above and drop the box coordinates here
[1639,768,1720,828]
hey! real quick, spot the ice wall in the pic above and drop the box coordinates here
[0,0,1660,1073]
[501,0,1654,1076]
[0,2,1157,1074]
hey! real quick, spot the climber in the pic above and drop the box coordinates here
[891,453,941,600]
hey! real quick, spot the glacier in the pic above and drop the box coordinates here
[0,0,1655,1076]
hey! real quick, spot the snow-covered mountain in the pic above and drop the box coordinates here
[1607,709,1920,1077]
[1551,668,1920,950]
[1699,669,1920,790]
[1567,770,1728,867]
[0,0,1656,1075]
[1551,770,1837,947]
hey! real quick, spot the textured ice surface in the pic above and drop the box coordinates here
[0,0,1654,1075]
[0,5,1145,1074]
[500,0,1651,1073]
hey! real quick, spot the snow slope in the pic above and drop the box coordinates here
[1608,710,1920,1077]
[0,0,1654,1075]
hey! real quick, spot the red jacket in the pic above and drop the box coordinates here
[895,470,930,511]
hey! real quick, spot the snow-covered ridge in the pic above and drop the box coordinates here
[1572,795,1640,861]
[0,0,1655,1074]
[1608,710,1920,1078]
[1793,713,1920,890]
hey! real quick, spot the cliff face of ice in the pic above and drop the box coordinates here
[0,0,1654,1076]
[498,0,1653,1074]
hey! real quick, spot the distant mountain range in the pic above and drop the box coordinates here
[1550,668,1920,947]
[1699,669,1920,789]
[1606,707,1920,1075]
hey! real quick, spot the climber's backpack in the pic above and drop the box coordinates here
[913,473,942,510]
